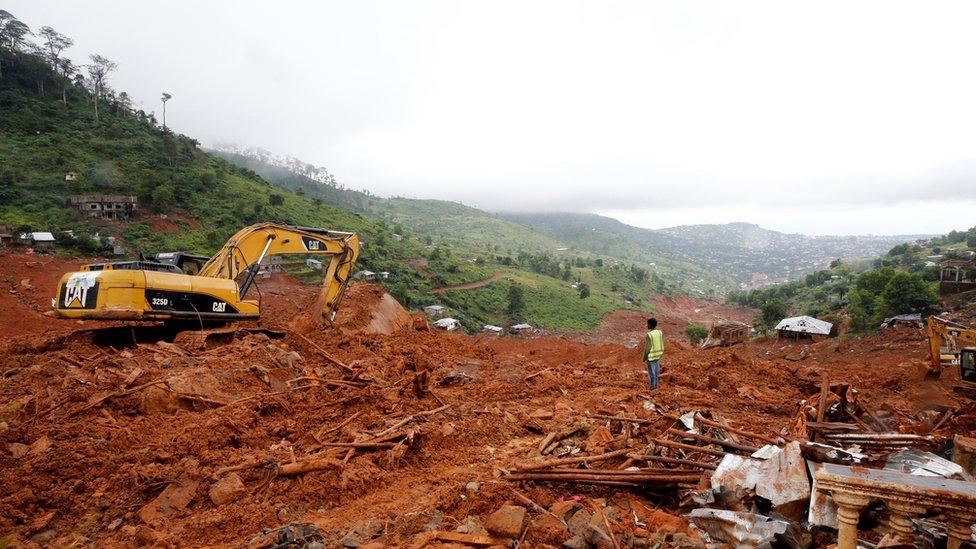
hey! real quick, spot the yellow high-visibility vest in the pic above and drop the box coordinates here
[644,329,664,361]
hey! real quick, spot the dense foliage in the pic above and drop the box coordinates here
[727,224,976,333]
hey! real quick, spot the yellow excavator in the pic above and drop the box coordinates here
[926,316,976,396]
[53,223,360,323]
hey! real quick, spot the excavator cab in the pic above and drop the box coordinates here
[961,348,976,384]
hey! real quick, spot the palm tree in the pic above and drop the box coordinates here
[161,92,172,130]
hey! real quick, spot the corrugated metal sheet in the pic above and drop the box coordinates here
[775,315,832,335]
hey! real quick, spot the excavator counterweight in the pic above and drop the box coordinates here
[53,223,360,323]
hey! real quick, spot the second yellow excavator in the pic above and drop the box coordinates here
[926,315,976,396]
[52,223,360,323]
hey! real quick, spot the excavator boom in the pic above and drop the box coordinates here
[53,223,360,323]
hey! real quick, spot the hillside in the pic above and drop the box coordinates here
[729,227,976,333]
[211,147,731,296]
[0,49,375,255]
[503,212,925,287]
[0,37,674,333]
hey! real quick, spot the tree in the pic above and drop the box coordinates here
[0,10,31,52]
[507,283,525,316]
[578,282,591,299]
[38,26,72,73]
[160,92,171,130]
[269,193,284,206]
[967,228,976,248]
[877,271,937,318]
[830,259,842,269]
[845,288,874,333]
[854,266,898,295]
[86,54,117,121]
[117,91,131,113]
[758,299,789,331]
[685,323,709,345]
[57,58,75,103]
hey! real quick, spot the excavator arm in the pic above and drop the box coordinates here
[198,223,360,320]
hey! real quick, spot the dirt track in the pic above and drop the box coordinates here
[431,269,504,294]
[0,252,973,547]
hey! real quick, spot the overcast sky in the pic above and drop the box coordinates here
[12,1,976,235]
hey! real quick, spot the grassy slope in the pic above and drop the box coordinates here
[1,48,661,332]
[211,149,726,297]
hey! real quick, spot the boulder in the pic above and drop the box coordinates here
[485,505,527,539]
[209,473,246,506]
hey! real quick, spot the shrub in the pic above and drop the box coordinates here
[685,323,708,345]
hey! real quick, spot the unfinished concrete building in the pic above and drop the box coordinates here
[940,259,976,296]
[70,195,138,220]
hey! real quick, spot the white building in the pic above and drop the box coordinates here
[433,317,460,331]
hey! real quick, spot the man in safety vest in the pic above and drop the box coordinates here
[642,318,664,391]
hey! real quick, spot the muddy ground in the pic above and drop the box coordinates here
[0,251,972,547]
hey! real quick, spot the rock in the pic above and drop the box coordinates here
[134,525,167,547]
[209,472,246,506]
[583,511,616,548]
[464,481,480,492]
[136,459,200,525]
[456,516,489,536]
[340,534,362,547]
[531,513,568,540]
[28,435,52,457]
[31,510,56,531]
[566,509,593,537]
[485,505,527,539]
[350,518,384,540]
[562,535,587,549]
[30,529,57,545]
[359,544,385,549]
[8,442,29,459]
[549,500,583,523]
[108,518,123,531]
[530,408,555,420]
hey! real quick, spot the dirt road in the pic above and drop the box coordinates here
[431,268,503,293]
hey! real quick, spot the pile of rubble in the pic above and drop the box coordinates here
[1,271,976,547]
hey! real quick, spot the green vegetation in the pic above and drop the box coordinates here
[685,323,708,345]
[0,13,665,334]
[728,225,976,333]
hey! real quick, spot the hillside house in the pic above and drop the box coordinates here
[391,233,403,242]
[483,325,503,334]
[775,315,833,341]
[22,232,56,247]
[433,317,460,331]
[306,258,323,271]
[70,195,138,220]
[424,305,446,319]
[355,270,377,282]
[65,171,77,181]
[511,323,535,335]
[0,226,12,246]
[940,259,976,296]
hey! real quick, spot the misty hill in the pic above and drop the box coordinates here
[211,147,731,295]
[502,213,925,287]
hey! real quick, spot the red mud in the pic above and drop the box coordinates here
[0,252,972,547]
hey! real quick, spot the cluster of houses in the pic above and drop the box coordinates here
[422,304,534,335]
[0,225,124,254]
[0,195,140,252]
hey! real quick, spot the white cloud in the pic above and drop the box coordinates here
[11,0,976,234]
